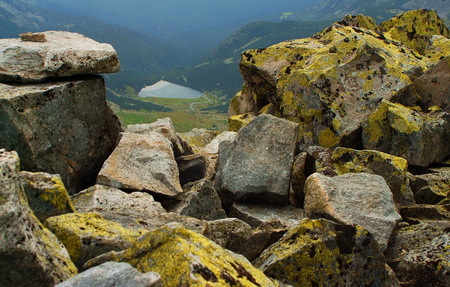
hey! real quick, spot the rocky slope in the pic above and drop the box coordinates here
[0,9,449,287]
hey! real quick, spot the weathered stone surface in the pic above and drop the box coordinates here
[254,219,391,287]
[111,223,279,286]
[332,147,415,208]
[385,221,450,286]
[229,202,305,229]
[228,83,259,117]
[169,179,226,221]
[97,131,183,199]
[0,150,77,286]
[56,262,162,287]
[400,204,450,222]
[0,76,121,193]
[178,128,218,154]
[20,171,76,222]
[201,131,237,180]
[362,100,450,167]
[290,152,310,207]
[0,31,120,83]
[306,145,337,176]
[124,118,184,156]
[215,114,299,205]
[176,153,205,185]
[337,14,379,30]
[44,213,143,268]
[304,172,401,251]
[410,169,450,204]
[72,185,206,234]
[228,112,257,132]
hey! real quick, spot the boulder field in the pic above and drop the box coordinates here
[0,10,449,287]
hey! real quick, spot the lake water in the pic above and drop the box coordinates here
[138,80,204,99]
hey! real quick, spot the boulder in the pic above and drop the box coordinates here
[400,204,450,222]
[362,100,450,167]
[337,14,379,30]
[0,75,121,193]
[332,147,415,208]
[0,149,77,287]
[228,83,260,117]
[201,131,237,180]
[304,172,401,251]
[229,202,305,229]
[110,223,279,286]
[44,213,143,268]
[97,131,183,199]
[169,179,226,221]
[228,113,257,132]
[178,128,218,154]
[215,114,299,205]
[124,118,184,156]
[19,171,76,223]
[410,168,450,204]
[290,152,310,206]
[56,262,162,287]
[175,153,206,185]
[0,31,120,83]
[385,221,450,286]
[254,219,391,287]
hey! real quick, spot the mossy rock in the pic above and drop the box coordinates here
[228,113,257,132]
[338,14,379,31]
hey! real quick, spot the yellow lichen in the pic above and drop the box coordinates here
[228,113,256,132]
[318,128,340,148]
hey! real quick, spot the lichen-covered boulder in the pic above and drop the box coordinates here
[332,147,415,208]
[111,223,279,286]
[178,128,218,154]
[20,171,75,222]
[56,262,162,287]
[362,100,450,167]
[169,179,226,221]
[228,83,260,117]
[0,149,77,287]
[410,168,450,204]
[215,114,299,205]
[304,172,401,251]
[228,113,257,132]
[337,14,379,30]
[0,31,120,83]
[254,219,392,287]
[44,212,144,268]
[400,204,450,222]
[0,76,121,193]
[97,131,183,199]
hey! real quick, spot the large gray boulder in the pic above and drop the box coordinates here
[0,31,120,83]
[56,262,162,287]
[215,114,298,205]
[97,131,183,199]
[304,172,402,251]
[0,149,77,287]
[0,75,121,193]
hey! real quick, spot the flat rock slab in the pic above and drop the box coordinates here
[215,114,299,205]
[97,131,183,199]
[0,31,120,82]
[305,172,402,251]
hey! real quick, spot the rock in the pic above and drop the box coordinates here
[228,83,260,117]
[306,145,337,176]
[110,223,279,286]
[56,262,162,287]
[385,221,450,286]
[169,179,226,221]
[362,100,450,167]
[176,153,206,185]
[72,185,206,234]
[290,152,310,207]
[19,171,76,222]
[380,9,450,57]
[337,14,379,30]
[414,56,450,113]
[215,114,299,205]
[238,16,436,150]
[44,213,143,269]
[254,218,391,287]
[228,113,257,132]
[0,31,120,83]
[332,147,415,208]
[20,32,46,42]
[0,149,77,286]
[97,131,183,199]
[410,169,450,204]
[178,128,218,154]
[400,204,450,223]
[124,118,184,156]
[0,75,121,193]
[304,172,401,251]
[229,202,305,229]
[201,131,237,180]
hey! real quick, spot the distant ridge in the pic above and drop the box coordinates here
[138,80,204,99]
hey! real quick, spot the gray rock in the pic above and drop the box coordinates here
[400,204,450,222]
[169,179,226,221]
[0,75,121,194]
[178,128,218,154]
[229,202,305,229]
[56,262,162,287]
[97,131,183,199]
[290,152,309,207]
[201,131,237,181]
[304,172,402,251]
[0,31,120,83]
[254,218,391,287]
[0,149,77,287]
[176,153,206,185]
[215,114,299,205]
[125,118,184,156]
[410,169,450,204]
